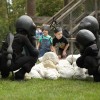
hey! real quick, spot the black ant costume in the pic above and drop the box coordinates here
[76,16,100,82]
[0,15,39,80]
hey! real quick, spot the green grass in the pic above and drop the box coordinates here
[0,78,100,100]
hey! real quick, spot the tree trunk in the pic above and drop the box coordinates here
[64,0,69,6]
[27,0,36,17]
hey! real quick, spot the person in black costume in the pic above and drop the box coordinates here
[78,15,99,47]
[75,29,100,82]
[12,15,39,80]
[0,15,39,80]
[76,15,100,82]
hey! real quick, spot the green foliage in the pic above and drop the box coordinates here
[0,0,97,43]
[0,0,63,43]
[0,1,9,42]
[0,0,26,43]
[0,19,9,43]
[12,0,26,18]
[36,0,63,16]
[9,0,26,33]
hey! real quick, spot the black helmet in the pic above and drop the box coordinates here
[76,29,96,47]
[78,16,99,35]
[16,15,36,36]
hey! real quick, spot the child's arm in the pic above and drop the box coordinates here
[50,45,54,52]
[37,42,40,49]
[62,43,69,56]
[37,38,42,49]
[63,43,69,52]
[51,46,56,53]
[50,38,54,52]
[52,46,61,59]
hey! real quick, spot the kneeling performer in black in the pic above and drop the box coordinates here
[11,15,39,80]
[75,29,100,82]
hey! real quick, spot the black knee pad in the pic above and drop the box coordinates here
[1,70,10,78]
[15,68,26,80]
[76,57,84,68]
[0,63,10,78]
[93,75,100,82]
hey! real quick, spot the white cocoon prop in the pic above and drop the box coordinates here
[66,54,80,64]
[72,62,88,79]
[28,52,90,80]
[43,60,58,68]
[29,70,43,79]
[58,59,71,67]
[30,63,46,78]
[39,52,59,64]
[29,52,60,79]
[44,68,60,80]
[24,73,32,80]
[57,65,75,78]
[38,57,43,62]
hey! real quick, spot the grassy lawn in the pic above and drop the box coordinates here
[0,78,100,100]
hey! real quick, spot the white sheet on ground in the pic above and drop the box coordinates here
[27,52,90,80]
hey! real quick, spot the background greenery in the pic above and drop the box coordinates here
[0,0,98,42]
[0,0,63,43]
[0,1,100,99]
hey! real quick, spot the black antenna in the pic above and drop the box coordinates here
[50,17,59,31]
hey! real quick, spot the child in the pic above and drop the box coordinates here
[37,24,53,57]
[35,26,43,39]
[52,27,69,59]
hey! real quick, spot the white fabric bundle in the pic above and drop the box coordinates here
[29,63,60,79]
[27,52,90,80]
[44,68,60,80]
[42,52,59,65]
[66,54,80,64]
[29,63,46,78]
[29,52,60,79]
[57,65,75,78]
[72,62,88,79]
[56,59,75,78]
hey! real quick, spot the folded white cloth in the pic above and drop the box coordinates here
[29,53,90,80]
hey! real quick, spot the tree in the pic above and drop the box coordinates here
[27,0,36,17]
[0,0,63,43]
[64,0,69,6]
[0,0,10,42]
[36,0,63,16]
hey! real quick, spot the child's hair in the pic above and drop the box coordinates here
[42,24,50,31]
[36,26,41,28]
[54,27,62,33]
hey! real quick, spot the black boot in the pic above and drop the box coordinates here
[1,70,10,78]
[0,61,10,78]
[15,68,26,80]
[93,72,100,82]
